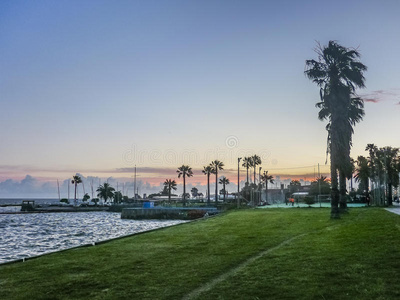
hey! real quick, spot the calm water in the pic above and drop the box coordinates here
[0,212,185,264]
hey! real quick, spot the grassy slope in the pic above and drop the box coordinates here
[0,208,399,299]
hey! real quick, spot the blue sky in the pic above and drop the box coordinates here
[1,0,399,197]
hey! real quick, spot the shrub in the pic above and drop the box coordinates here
[303,196,315,207]
[187,210,206,220]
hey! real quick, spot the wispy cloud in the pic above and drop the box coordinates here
[115,167,177,175]
[360,88,400,105]
[0,172,326,198]
[363,98,381,103]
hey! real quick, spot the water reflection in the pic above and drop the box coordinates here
[0,212,185,264]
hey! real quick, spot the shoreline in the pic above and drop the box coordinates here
[0,217,191,266]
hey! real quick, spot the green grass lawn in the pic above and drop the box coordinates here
[1,208,399,299]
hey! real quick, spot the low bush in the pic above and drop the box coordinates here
[187,210,206,219]
[303,196,315,207]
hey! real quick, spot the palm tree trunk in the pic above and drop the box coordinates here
[207,174,210,206]
[168,186,171,203]
[265,182,268,204]
[246,167,249,184]
[330,113,341,218]
[215,171,218,205]
[339,170,347,211]
[330,160,340,218]
[253,166,256,184]
[183,175,186,207]
[350,175,353,191]
[223,183,226,202]
[388,183,393,206]
[74,183,77,206]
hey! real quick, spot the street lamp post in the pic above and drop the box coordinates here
[258,167,262,205]
[237,157,242,208]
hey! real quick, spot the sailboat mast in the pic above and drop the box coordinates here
[57,179,61,201]
[134,165,137,201]
[90,179,94,198]
[82,181,86,196]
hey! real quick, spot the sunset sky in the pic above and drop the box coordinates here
[1,0,399,197]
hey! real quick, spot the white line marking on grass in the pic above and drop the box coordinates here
[182,233,306,300]
[182,210,365,300]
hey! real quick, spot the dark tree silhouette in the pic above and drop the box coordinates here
[305,41,367,218]
[219,176,230,202]
[202,165,213,206]
[261,171,274,203]
[210,160,224,204]
[96,183,115,204]
[242,157,251,184]
[71,175,82,206]
[164,179,177,203]
[177,165,193,207]
[354,156,370,200]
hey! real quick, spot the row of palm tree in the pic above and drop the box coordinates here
[241,155,262,184]
[175,161,224,206]
[354,144,400,206]
[72,160,276,207]
[165,158,273,207]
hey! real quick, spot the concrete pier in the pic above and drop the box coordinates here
[121,207,219,220]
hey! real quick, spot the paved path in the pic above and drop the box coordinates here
[385,202,400,215]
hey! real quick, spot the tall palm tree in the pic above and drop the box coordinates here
[375,146,399,206]
[251,155,261,184]
[96,182,115,204]
[163,179,177,203]
[219,176,230,202]
[305,41,367,218]
[242,157,251,184]
[261,171,274,204]
[202,165,213,206]
[71,175,82,206]
[340,96,364,209]
[354,155,370,200]
[365,143,383,205]
[176,165,193,207]
[317,96,365,210]
[210,160,224,204]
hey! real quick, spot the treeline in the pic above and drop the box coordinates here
[354,144,400,206]
[60,176,127,206]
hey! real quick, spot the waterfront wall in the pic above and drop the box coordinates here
[121,207,218,220]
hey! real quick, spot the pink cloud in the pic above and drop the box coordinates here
[360,88,400,105]
[363,98,381,103]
